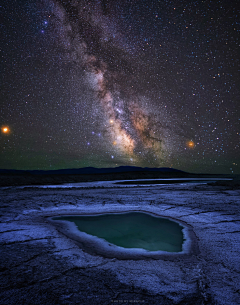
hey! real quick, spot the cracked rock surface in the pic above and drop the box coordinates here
[0,182,240,304]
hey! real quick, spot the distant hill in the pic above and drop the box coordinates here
[0,166,186,175]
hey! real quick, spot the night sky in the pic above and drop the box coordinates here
[1,0,239,173]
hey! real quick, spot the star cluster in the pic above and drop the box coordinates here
[1,0,239,173]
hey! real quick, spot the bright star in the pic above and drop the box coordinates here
[1,126,10,134]
[187,140,195,148]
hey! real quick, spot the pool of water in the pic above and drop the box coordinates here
[53,212,184,252]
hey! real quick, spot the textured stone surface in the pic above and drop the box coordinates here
[0,181,239,304]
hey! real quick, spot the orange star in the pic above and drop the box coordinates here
[1,126,10,134]
[187,140,195,148]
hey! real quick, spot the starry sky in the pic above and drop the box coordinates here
[1,0,239,174]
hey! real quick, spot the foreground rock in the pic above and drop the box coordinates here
[0,181,239,304]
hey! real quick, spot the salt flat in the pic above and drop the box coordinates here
[0,181,239,304]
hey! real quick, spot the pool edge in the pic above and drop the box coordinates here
[47,210,199,260]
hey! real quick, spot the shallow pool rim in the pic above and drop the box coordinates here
[48,210,198,260]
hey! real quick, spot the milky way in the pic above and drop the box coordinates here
[1,0,239,173]
[49,0,174,165]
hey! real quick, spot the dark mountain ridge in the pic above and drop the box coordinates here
[0,166,236,187]
[0,166,185,175]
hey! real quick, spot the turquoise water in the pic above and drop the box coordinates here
[53,212,184,252]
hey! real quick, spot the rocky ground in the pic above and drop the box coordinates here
[0,180,240,304]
